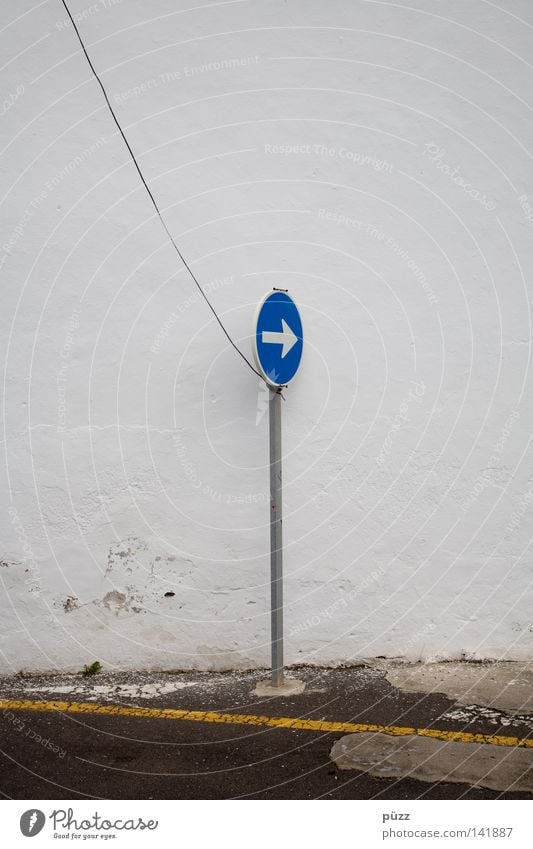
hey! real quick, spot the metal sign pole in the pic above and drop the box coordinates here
[269,386,283,686]
[253,289,302,693]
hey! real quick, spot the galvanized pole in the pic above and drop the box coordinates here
[269,386,283,686]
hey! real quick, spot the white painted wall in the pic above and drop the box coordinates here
[2,0,533,673]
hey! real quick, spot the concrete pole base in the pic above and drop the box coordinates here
[253,677,306,697]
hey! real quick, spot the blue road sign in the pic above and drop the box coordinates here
[252,290,303,386]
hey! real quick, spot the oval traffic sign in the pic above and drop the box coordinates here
[252,290,303,387]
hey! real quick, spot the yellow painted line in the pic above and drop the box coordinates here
[1,698,532,749]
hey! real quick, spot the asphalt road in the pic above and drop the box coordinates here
[0,667,531,799]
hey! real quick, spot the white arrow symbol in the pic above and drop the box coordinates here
[262,319,298,358]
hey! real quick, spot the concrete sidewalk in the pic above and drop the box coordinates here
[1,662,532,799]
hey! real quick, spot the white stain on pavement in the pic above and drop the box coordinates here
[18,681,195,701]
[330,732,533,793]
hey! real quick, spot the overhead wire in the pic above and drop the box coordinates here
[60,0,264,381]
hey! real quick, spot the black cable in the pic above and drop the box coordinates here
[60,0,263,381]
